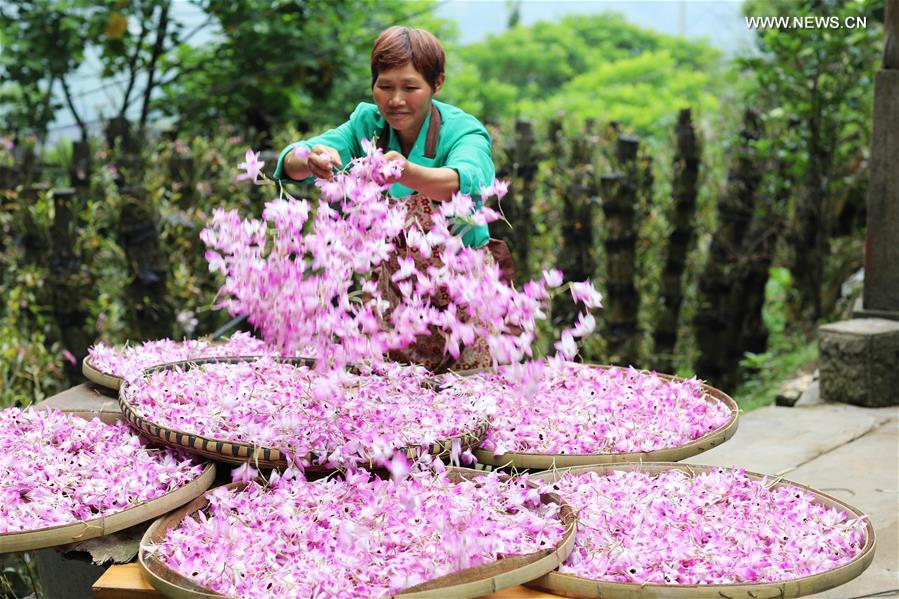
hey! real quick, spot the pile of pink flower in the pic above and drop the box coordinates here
[0,408,204,533]
[207,142,602,369]
[444,361,732,456]
[121,357,492,467]
[542,468,867,584]
[87,331,271,381]
[146,466,566,597]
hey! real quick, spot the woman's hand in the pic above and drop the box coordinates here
[307,144,343,180]
[381,150,408,184]
[384,155,459,201]
[283,144,342,181]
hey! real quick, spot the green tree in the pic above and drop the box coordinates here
[0,0,182,140]
[160,0,453,140]
[0,1,88,140]
[0,0,452,142]
[441,12,725,137]
[520,50,722,137]
[740,0,883,320]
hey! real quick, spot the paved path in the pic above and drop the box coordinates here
[685,399,898,598]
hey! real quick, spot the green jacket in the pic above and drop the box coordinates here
[272,99,492,248]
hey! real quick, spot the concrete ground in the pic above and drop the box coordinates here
[685,392,898,599]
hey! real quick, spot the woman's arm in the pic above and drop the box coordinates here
[385,151,459,201]
[273,104,372,184]
[284,144,343,180]
[443,128,495,200]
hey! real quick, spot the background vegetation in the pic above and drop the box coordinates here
[0,0,885,414]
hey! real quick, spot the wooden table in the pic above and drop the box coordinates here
[36,382,121,415]
[92,563,561,598]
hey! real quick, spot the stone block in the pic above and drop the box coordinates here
[819,318,899,407]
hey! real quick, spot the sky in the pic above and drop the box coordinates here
[54,0,754,141]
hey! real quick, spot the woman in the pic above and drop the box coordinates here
[273,26,512,371]
[274,25,491,249]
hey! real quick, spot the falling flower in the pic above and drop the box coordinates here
[175,310,199,336]
[385,451,411,482]
[205,141,603,369]
[554,331,578,360]
[230,462,258,484]
[61,349,77,366]
[570,280,603,309]
[236,148,264,183]
[542,268,564,288]
[570,312,596,338]
[480,180,509,200]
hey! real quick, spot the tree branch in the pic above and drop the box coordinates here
[60,76,88,141]
[151,14,217,89]
[139,0,171,129]
[157,60,209,89]
[119,17,150,119]
[37,75,57,144]
[180,14,215,46]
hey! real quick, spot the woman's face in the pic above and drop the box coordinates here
[373,62,444,141]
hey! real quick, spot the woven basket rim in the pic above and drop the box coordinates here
[82,355,124,390]
[81,340,269,391]
[139,467,578,598]
[526,462,876,596]
[470,364,739,466]
[119,356,489,469]
[0,410,216,554]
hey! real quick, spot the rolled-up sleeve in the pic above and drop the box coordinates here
[444,127,495,198]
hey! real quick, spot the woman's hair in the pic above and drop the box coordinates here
[370,26,445,90]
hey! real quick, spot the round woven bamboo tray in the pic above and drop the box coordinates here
[139,467,577,598]
[471,365,739,470]
[82,342,267,391]
[526,462,876,599]
[119,356,490,470]
[0,410,216,554]
[83,354,126,390]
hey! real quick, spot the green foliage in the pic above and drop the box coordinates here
[0,185,65,407]
[739,0,882,319]
[0,0,186,138]
[741,0,881,184]
[441,13,727,137]
[520,51,722,137]
[0,552,41,598]
[160,0,454,139]
[0,0,455,140]
[0,129,266,408]
[0,0,85,136]
[734,267,818,411]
